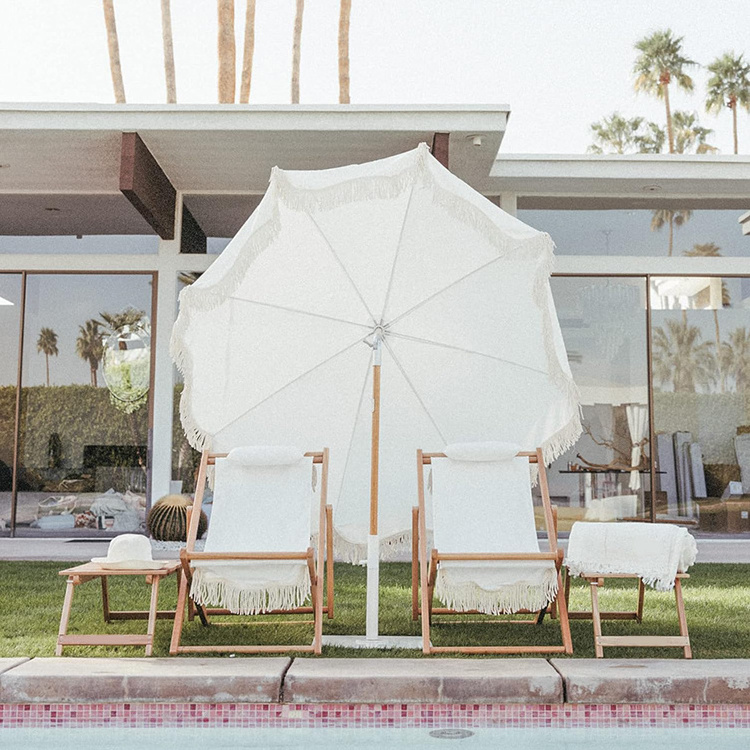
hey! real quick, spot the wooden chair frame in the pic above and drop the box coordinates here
[169,448,333,655]
[564,569,692,658]
[415,448,573,655]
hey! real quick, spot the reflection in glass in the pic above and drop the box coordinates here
[651,277,750,530]
[0,275,22,532]
[546,277,650,529]
[518,209,749,257]
[14,274,153,535]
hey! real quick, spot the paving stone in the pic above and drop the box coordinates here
[0,658,29,676]
[551,659,750,704]
[284,658,563,704]
[0,657,290,703]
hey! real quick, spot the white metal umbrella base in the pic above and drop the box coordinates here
[322,635,427,650]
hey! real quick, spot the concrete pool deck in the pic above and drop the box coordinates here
[1,657,750,705]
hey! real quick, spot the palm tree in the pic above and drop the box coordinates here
[217,0,236,103]
[102,0,126,103]
[671,110,718,154]
[652,317,716,393]
[161,0,177,103]
[650,209,692,256]
[720,327,750,392]
[635,121,667,154]
[291,0,305,103]
[706,52,750,154]
[76,319,104,387]
[97,307,147,341]
[37,327,59,387]
[633,29,697,154]
[588,113,645,153]
[338,0,352,104]
[239,0,256,103]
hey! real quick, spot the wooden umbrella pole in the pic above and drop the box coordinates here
[366,334,382,641]
[370,360,381,535]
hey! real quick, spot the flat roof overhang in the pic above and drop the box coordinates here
[485,154,750,209]
[0,104,509,238]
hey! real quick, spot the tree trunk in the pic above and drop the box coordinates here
[731,98,738,155]
[714,309,724,392]
[291,0,304,103]
[161,0,177,103]
[239,0,256,103]
[668,214,674,257]
[91,365,98,388]
[338,0,351,104]
[45,354,50,387]
[662,76,674,154]
[102,0,126,103]
[217,0,236,103]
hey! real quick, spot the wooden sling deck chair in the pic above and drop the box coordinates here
[170,447,333,655]
[414,446,572,655]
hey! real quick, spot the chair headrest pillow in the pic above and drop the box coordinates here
[443,441,523,462]
[225,446,304,466]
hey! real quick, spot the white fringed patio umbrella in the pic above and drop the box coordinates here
[172,144,581,643]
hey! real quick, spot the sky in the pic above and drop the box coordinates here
[0,0,749,154]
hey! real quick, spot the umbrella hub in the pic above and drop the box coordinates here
[365,325,387,364]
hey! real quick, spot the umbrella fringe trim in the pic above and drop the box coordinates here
[333,528,412,564]
[434,569,559,615]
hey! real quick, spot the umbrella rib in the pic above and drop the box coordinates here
[216,335,367,436]
[380,184,416,325]
[228,297,371,329]
[385,253,508,328]
[306,212,378,326]
[386,331,549,378]
[383,338,447,444]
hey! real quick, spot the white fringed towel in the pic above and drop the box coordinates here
[431,446,557,615]
[566,522,697,591]
[191,448,314,615]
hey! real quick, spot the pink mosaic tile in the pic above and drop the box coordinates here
[1,703,750,730]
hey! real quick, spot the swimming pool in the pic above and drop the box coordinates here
[3,727,750,749]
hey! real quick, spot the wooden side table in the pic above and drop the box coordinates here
[57,561,181,656]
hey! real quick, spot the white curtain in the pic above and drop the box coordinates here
[626,403,648,491]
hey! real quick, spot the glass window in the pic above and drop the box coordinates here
[651,276,750,530]
[545,277,651,529]
[518,209,749,257]
[14,274,154,536]
[0,235,159,255]
[0,275,22,532]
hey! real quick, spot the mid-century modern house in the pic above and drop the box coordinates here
[1,103,749,537]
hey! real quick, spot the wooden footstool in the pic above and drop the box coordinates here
[57,561,181,656]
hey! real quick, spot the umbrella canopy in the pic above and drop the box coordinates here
[172,144,581,561]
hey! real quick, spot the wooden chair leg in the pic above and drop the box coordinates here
[637,577,646,623]
[100,575,111,623]
[326,503,334,619]
[169,569,189,655]
[145,575,161,657]
[56,578,76,656]
[674,577,692,659]
[411,506,419,621]
[556,570,573,655]
[590,580,604,658]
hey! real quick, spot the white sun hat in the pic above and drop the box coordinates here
[92,533,165,570]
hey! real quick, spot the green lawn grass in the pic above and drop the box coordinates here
[0,562,748,659]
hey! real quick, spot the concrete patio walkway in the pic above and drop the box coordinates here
[1,657,750,705]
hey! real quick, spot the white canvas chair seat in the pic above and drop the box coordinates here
[415,442,572,655]
[431,446,557,614]
[190,449,313,615]
[169,445,331,655]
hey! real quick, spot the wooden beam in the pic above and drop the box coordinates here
[120,132,177,239]
[181,204,207,254]
[431,132,449,169]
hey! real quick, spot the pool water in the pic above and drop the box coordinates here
[3,727,750,749]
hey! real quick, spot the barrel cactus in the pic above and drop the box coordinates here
[147,494,207,541]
